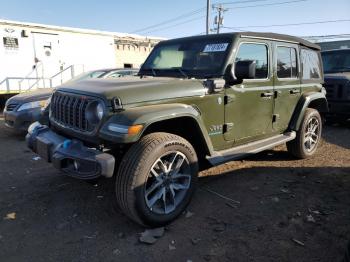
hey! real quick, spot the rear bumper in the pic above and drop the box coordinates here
[26,123,115,179]
[4,109,41,132]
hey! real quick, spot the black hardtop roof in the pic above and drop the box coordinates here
[162,32,320,50]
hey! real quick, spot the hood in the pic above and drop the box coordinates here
[57,77,207,105]
[8,89,53,103]
[324,72,350,80]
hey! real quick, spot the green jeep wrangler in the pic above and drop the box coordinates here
[27,32,328,226]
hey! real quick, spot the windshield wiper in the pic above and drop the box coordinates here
[170,67,189,79]
[151,68,157,76]
[139,68,157,77]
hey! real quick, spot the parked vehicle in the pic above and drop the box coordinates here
[3,68,139,132]
[321,49,350,123]
[26,32,327,226]
[3,89,52,132]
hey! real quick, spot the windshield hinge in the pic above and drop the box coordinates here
[204,79,225,94]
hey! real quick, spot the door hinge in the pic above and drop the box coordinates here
[224,95,236,104]
[223,122,234,133]
[272,114,280,123]
[274,90,281,98]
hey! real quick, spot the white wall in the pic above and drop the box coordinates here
[0,25,35,82]
[58,31,115,72]
[0,24,115,92]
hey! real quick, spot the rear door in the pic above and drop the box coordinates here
[273,43,301,131]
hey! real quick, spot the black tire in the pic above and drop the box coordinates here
[115,132,198,227]
[287,108,322,159]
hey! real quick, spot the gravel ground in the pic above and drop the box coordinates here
[0,115,349,262]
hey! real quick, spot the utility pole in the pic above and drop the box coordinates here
[213,4,227,34]
[206,0,210,35]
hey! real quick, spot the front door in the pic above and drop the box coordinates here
[224,41,274,144]
[273,42,301,131]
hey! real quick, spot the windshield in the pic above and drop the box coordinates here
[140,37,232,78]
[322,50,350,73]
[70,70,109,82]
[103,69,138,78]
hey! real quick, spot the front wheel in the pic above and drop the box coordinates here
[287,108,322,159]
[115,132,198,227]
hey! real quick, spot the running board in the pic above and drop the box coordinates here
[207,131,296,166]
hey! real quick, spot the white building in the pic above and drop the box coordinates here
[0,19,163,94]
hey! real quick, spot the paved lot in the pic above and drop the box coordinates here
[0,114,349,262]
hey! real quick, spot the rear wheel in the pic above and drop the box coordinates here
[287,108,322,159]
[115,132,198,227]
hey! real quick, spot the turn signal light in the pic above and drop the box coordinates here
[128,125,143,135]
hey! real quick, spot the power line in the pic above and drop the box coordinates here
[213,0,283,5]
[225,0,309,10]
[131,0,318,35]
[142,15,206,35]
[223,19,350,30]
[131,8,205,33]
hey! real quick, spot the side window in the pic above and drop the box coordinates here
[301,49,321,80]
[235,43,268,79]
[277,46,298,78]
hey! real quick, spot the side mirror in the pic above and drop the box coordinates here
[235,60,256,80]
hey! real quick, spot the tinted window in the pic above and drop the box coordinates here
[301,49,321,79]
[322,50,350,73]
[277,47,298,78]
[235,43,268,79]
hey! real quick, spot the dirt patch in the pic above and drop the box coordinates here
[0,119,349,262]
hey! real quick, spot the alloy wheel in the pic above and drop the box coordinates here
[304,116,320,152]
[144,151,191,215]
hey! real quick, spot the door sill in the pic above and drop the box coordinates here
[207,131,296,166]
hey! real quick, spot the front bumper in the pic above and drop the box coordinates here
[4,108,42,132]
[26,123,115,179]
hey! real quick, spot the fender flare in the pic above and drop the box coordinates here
[289,91,328,131]
[99,103,214,153]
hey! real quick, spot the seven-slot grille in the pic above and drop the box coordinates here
[324,83,344,100]
[51,92,94,132]
[324,78,348,100]
[6,103,18,112]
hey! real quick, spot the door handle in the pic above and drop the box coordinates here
[261,92,274,98]
[290,89,301,95]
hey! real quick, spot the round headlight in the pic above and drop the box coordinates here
[96,103,104,120]
[86,101,104,124]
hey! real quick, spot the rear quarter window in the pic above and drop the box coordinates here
[301,49,321,80]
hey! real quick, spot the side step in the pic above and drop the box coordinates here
[207,131,296,166]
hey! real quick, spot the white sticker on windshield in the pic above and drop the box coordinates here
[203,43,229,52]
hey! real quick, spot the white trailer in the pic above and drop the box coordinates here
[0,19,122,94]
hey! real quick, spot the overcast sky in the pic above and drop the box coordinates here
[1,0,349,39]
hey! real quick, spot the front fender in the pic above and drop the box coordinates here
[289,90,328,131]
[99,103,212,147]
